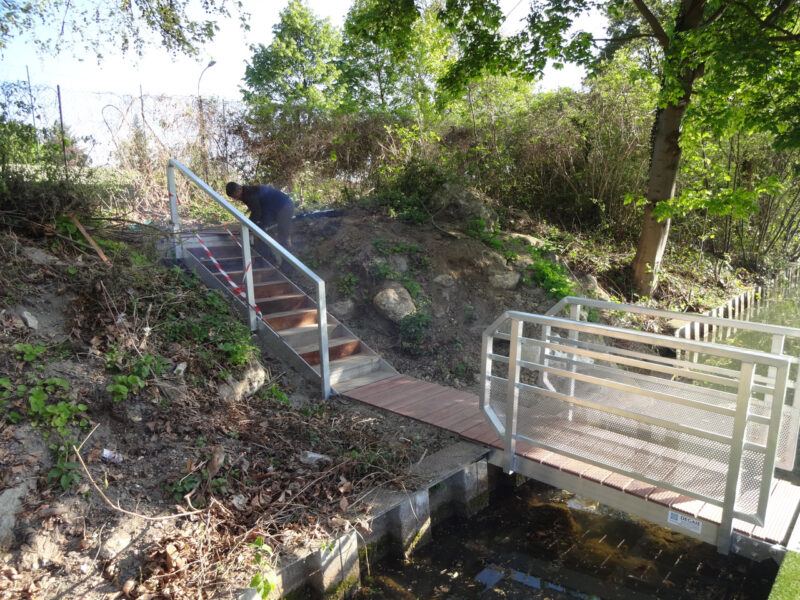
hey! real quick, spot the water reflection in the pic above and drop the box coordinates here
[357,481,777,599]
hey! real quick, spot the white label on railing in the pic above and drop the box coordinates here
[667,511,702,534]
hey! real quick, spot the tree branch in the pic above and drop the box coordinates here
[731,0,799,36]
[632,0,670,49]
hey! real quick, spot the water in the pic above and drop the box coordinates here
[357,289,800,599]
[356,481,777,599]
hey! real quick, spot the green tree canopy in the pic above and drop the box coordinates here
[243,0,343,122]
[1,0,243,58]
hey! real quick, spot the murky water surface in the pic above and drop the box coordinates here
[357,482,777,599]
[358,289,800,598]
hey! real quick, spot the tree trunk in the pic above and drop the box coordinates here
[630,0,707,296]
[630,102,686,296]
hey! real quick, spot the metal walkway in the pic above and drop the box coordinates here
[344,375,800,560]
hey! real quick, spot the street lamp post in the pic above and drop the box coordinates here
[197,60,216,183]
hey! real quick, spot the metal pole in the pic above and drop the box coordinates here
[56,85,68,172]
[717,361,755,553]
[241,227,258,331]
[166,161,183,260]
[25,66,39,154]
[139,84,146,146]
[504,318,522,474]
[317,281,330,400]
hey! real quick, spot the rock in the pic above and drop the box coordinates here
[503,232,547,248]
[330,299,355,318]
[21,311,39,330]
[218,362,267,403]
[20,528,64,569]
[99,532,132,561]
[579,273,611,302]
[22,246,60,266]
[387,255,409,274]
[433,274,456,288]
[173,362,187,377]
[490,271,521,290]
[0,482,35,551]
[430,182,498,229]
[299,451,332,466]
[373,285,416,323]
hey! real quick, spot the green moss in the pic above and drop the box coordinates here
[283,583,314,600]
[324,573,360,600]
[769,552,800,600]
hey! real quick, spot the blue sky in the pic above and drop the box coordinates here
[1,0,595,100]
[0,1,601,164]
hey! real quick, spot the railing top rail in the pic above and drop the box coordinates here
[488,310,792,369]
[547,296,800,340]
[167,158,322,285]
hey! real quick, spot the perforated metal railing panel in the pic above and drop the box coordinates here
[482,311,790,528]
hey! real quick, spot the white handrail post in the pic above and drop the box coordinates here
[166,161,183,260]
[717,361,755,554]
[504,318,523,474]
[317,280,330,401]
[568,303,580,397]
[240,227,258,332]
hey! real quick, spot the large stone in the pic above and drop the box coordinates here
[430,183,498,229]
[0,482,34,551]
[579,273,611,302]
[373,285,416,323]
[490,271,521,290]
[218,362,267,403]
[387,255,409,274]
[433,274,456,288]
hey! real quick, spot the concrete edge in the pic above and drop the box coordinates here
[236,441,491,599]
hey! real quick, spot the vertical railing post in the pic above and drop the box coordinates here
[504,318,523,474]
[567,303,579,398]
[317,280,330,401]
[479,329,494,412]
[240,227,258,332]
[166,161,183,261]
[717,361,755,554]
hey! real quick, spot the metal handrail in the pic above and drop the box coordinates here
[546,295,800,470]
[481,309,791,553]
[166,158,330,400]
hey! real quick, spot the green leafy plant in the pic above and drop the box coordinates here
[529,260,576,300]
[338,272,358,297]
[398,312,432,356]
[47,446,81,491]
[166,474,203,503]
[25,378,87,436]
[249,536,276,599]
[13,342,47,362]
[106,374,145,402]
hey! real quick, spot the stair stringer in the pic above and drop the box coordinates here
[179,237,398,395]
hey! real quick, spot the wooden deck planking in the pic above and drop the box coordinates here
[344,375,800,545]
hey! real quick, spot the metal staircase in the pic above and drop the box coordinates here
[167,159,397,397]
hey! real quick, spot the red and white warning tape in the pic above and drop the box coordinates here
[224,226,243,248]
[169,191,189,217]
[194,234,263,320]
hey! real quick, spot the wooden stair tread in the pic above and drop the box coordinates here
[291,336,359,355]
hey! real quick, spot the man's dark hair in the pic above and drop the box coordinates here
[225,182,241,198]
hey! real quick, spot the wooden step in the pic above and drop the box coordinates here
[188,244,244,261]
[295,337,361,366]
[264,308,318,331]
[314,354,383,385]
[254,281,297,299]
[279,323,340,348]
[214,269,284,287]
[257,293,313,314]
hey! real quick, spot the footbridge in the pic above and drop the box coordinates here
[165,159,800,559]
